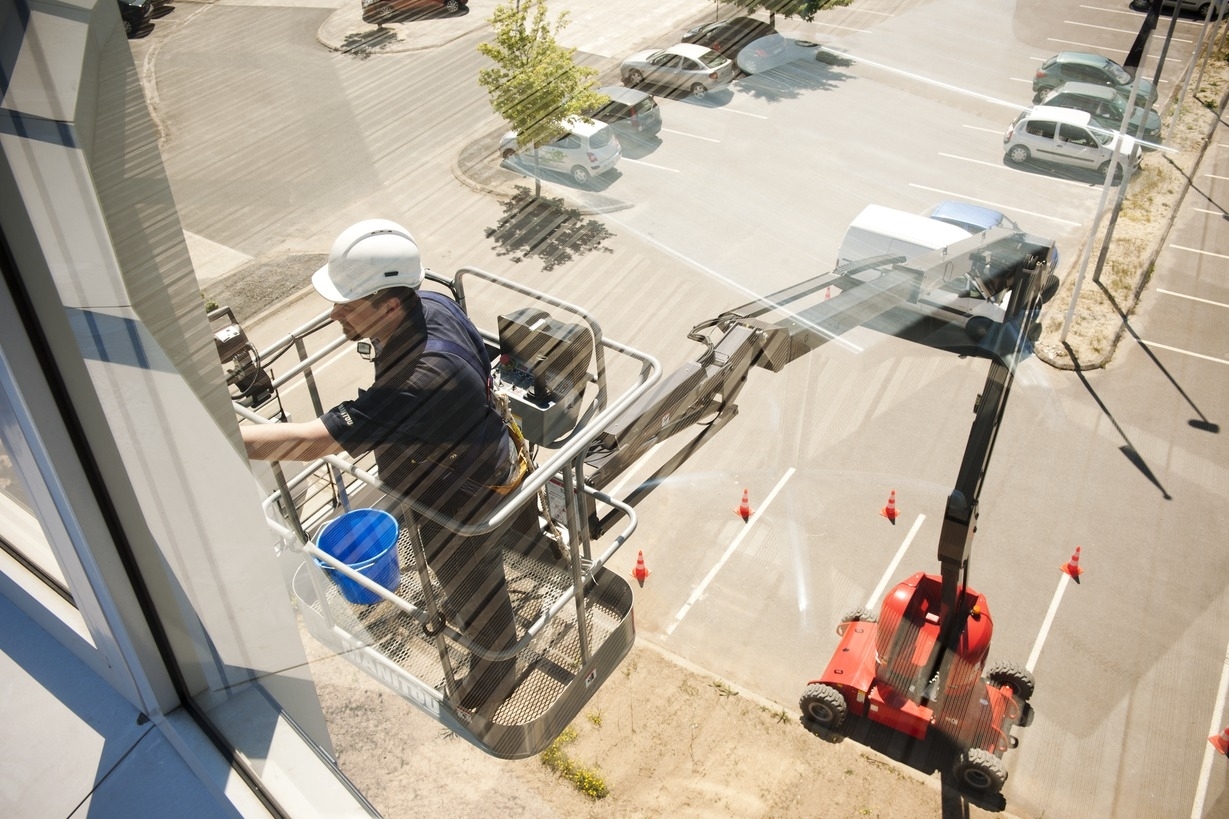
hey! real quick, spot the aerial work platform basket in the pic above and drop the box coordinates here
[235,268,661,759]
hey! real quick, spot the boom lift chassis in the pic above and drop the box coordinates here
[225,226,1055,762]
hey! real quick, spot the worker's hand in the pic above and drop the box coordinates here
[241,417,343,462]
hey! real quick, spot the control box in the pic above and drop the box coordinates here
[495,308,593,445]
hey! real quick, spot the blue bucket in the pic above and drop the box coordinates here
[314,509,400,605]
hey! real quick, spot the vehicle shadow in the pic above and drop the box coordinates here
[628,81,736,107]
[366,5,469,25]
[1000,158,1123,187]
[484,185,616,272]
[614,133,662,160]
[499,156,620,192]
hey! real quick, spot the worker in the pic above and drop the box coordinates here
[241,219,528,710]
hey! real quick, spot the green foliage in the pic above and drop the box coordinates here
[476,0,605,152]
[728,0,854,22]
[539,727,609,799]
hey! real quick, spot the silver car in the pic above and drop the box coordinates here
[619,43,735,99]
[498,117,621,186]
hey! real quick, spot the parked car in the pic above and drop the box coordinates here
[620,43,736,98]
[1039,82,1162,144]
[680,16,786,73]
[1003,106,1141,180]
[360,0,465,25]
[923,201,1020,234]
[1129,0,1224,18]
[586,87,663,139]
[1032,52,1158,107]
[116,0,152,36]
[498,118,621,186]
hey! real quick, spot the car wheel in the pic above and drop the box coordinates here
[1197,2,1219,18]
[743,58,759,74]
[500,148,515,160]
[1031,89,1045,104]
[689,82,708,98]
[1099,160,1125,183]
[626,69,644,87]
[1006,145,1031,165]
[570,165,591,186]
[986,660,1036,701]
[444,0,461,10]
[1129,0,1149,9]
[123,19,135,36]
[965,316,993,341]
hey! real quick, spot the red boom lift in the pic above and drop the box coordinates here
[798,268,1046,794]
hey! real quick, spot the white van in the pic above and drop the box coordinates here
[837,204,974,269]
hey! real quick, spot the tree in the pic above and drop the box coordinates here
[727,0,854,25]
[477,0,607,198]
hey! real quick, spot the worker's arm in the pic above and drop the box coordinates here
[241,418,345,462]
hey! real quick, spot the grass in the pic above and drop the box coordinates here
[539,727,610,800]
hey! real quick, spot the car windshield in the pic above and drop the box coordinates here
[587,127,613,149]
[701,49,729,67]
[632,98,656,115]
[1106,61,1132,84]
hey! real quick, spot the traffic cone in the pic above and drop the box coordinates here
[631,550,650,586]
[1210,726,1229,755]
[1060,546,1084,581]
[879,490,899,523]
[735,489,753,522]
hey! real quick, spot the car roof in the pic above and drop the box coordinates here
[1049,82,1118,100]
[1057,51,1113,68]
[1026,105,1094,125]
[665,43,719,60]
[926,201,1009,232]
[595,86,653,106]
[559,116,610,136]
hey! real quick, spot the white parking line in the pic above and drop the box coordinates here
[965,125,1010,134]
[865,514,926,610]
[1137,339,1229,366]
[908,183,1083,226]
[1190,640,1229,819]
[622,157,680,173]
[1064,19,1193,42]
[1172,243,1229,260]
[660,127,719,143]
[714,106,769,120]
[1205,173,1229,182]
[665,468,796,636]
[937,152,1102,188]
[1194,206,1226,216]
[833,50,1023,109]
[1026,571,1073,673]
[1158,288,1229,309]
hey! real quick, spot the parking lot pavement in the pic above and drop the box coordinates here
[316,0,715,56]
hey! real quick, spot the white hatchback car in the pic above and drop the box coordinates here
[499,117,621,186]
[1003,106,1140,181]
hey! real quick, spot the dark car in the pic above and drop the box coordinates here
[1032,52,1158,107]
[361,0,465,25]
[587,87,663,139]
[116,0,152,36]
[1040,82,1162,145]
[681,15,783,70]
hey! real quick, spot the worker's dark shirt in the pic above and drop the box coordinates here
[321,294,510,519]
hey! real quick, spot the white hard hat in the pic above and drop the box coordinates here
[312,219,424,303]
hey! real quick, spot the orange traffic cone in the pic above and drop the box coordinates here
[1060,546,1084,581]
[1210,726,1229,755]
[631,550,650,585]
[879,490,899,523]
[736,489,753,522]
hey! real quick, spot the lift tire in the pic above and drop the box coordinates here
[840,606,877,624]
[953,747,1008,793]
[799,683,847,729]
[986,660,1036,702]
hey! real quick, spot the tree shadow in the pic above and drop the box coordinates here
[339,27,399,58]
[484,186,616,271]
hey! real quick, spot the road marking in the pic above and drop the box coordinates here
[934,151,1101,186]
[622,157,680,173]
[1205,173,1229,182]
[660,127,719,143]
[1172,243,1229,259]
[1026,572,1072,673]
[1190,640,1229,819]
[713,105,769,120]
[829,50,1022,110]
[666,468,796,635]
[1158,288,1229,309]
[1194,206,1226,216]
[865,514,926,610]
[1064,19,1193,42]
[908,183,1083,226]
[964,124,1011,134]
[806,22,873,32]
[1137,339,1229,366]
